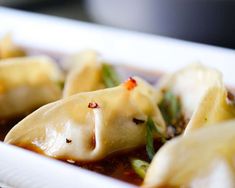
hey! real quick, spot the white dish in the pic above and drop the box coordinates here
[0,7,235,188]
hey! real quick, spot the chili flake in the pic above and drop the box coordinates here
[124,77,137,90]
[66,138,72,143]
[88,102,99,109]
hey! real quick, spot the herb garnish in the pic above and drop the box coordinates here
[146,117,165,160]
[158,90,187,138]
[158,91,181,126]
[88,102,100,109]
[130,158,149,179]
[101,63,120,88]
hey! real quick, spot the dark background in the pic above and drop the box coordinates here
[2,0,235,49]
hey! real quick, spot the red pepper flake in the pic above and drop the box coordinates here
[88,102,99,109]
[124,77,137,90]
[66,138,72,143]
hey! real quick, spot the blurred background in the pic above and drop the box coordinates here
[1,0,235,49]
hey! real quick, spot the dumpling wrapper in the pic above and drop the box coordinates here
[0,56,63,119]
[143,120,235,188]
[5,77,166,162]
[63,50,105,97]
[0,34,26,59]
[157,64,235,134]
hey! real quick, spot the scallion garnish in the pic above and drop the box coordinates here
[146,117,166,160]
[101,63,120,88]
[158,91,181,126]
[130,158,149,179]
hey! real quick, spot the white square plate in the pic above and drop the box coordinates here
[0,7,235,188]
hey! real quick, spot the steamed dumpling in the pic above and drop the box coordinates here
[0,56,63,119]
[157,64,235,134]
[0,34,26,59]
[5,77,165,162]
[63,50,105,97]
[143,120,235,188]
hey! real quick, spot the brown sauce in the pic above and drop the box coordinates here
[13,141,160,185]
[11,135,163,185]
[74,148,147,186]
[64,141,162,186]
[0,117,22,141]
[0,106,47,141]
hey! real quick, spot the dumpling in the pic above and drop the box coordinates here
[5,77,166,162]
[63,50,120,97]
[0,34,26,59]
[63,51,105,97]
[0,56,63,119]
[143,120,235,188]
[157,64,235,134]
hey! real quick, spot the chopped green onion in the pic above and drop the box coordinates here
[101,63,120,88]
[146,117,166,160]
[146,117,155,160]
[130,158,149,179]
[158,91,181,126]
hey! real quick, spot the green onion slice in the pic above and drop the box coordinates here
[146,117,166,160]
[158,91,181,126]
[130,158,149,179]
[101,63,120,88]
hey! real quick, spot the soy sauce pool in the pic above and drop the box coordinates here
[72,141,162,186]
